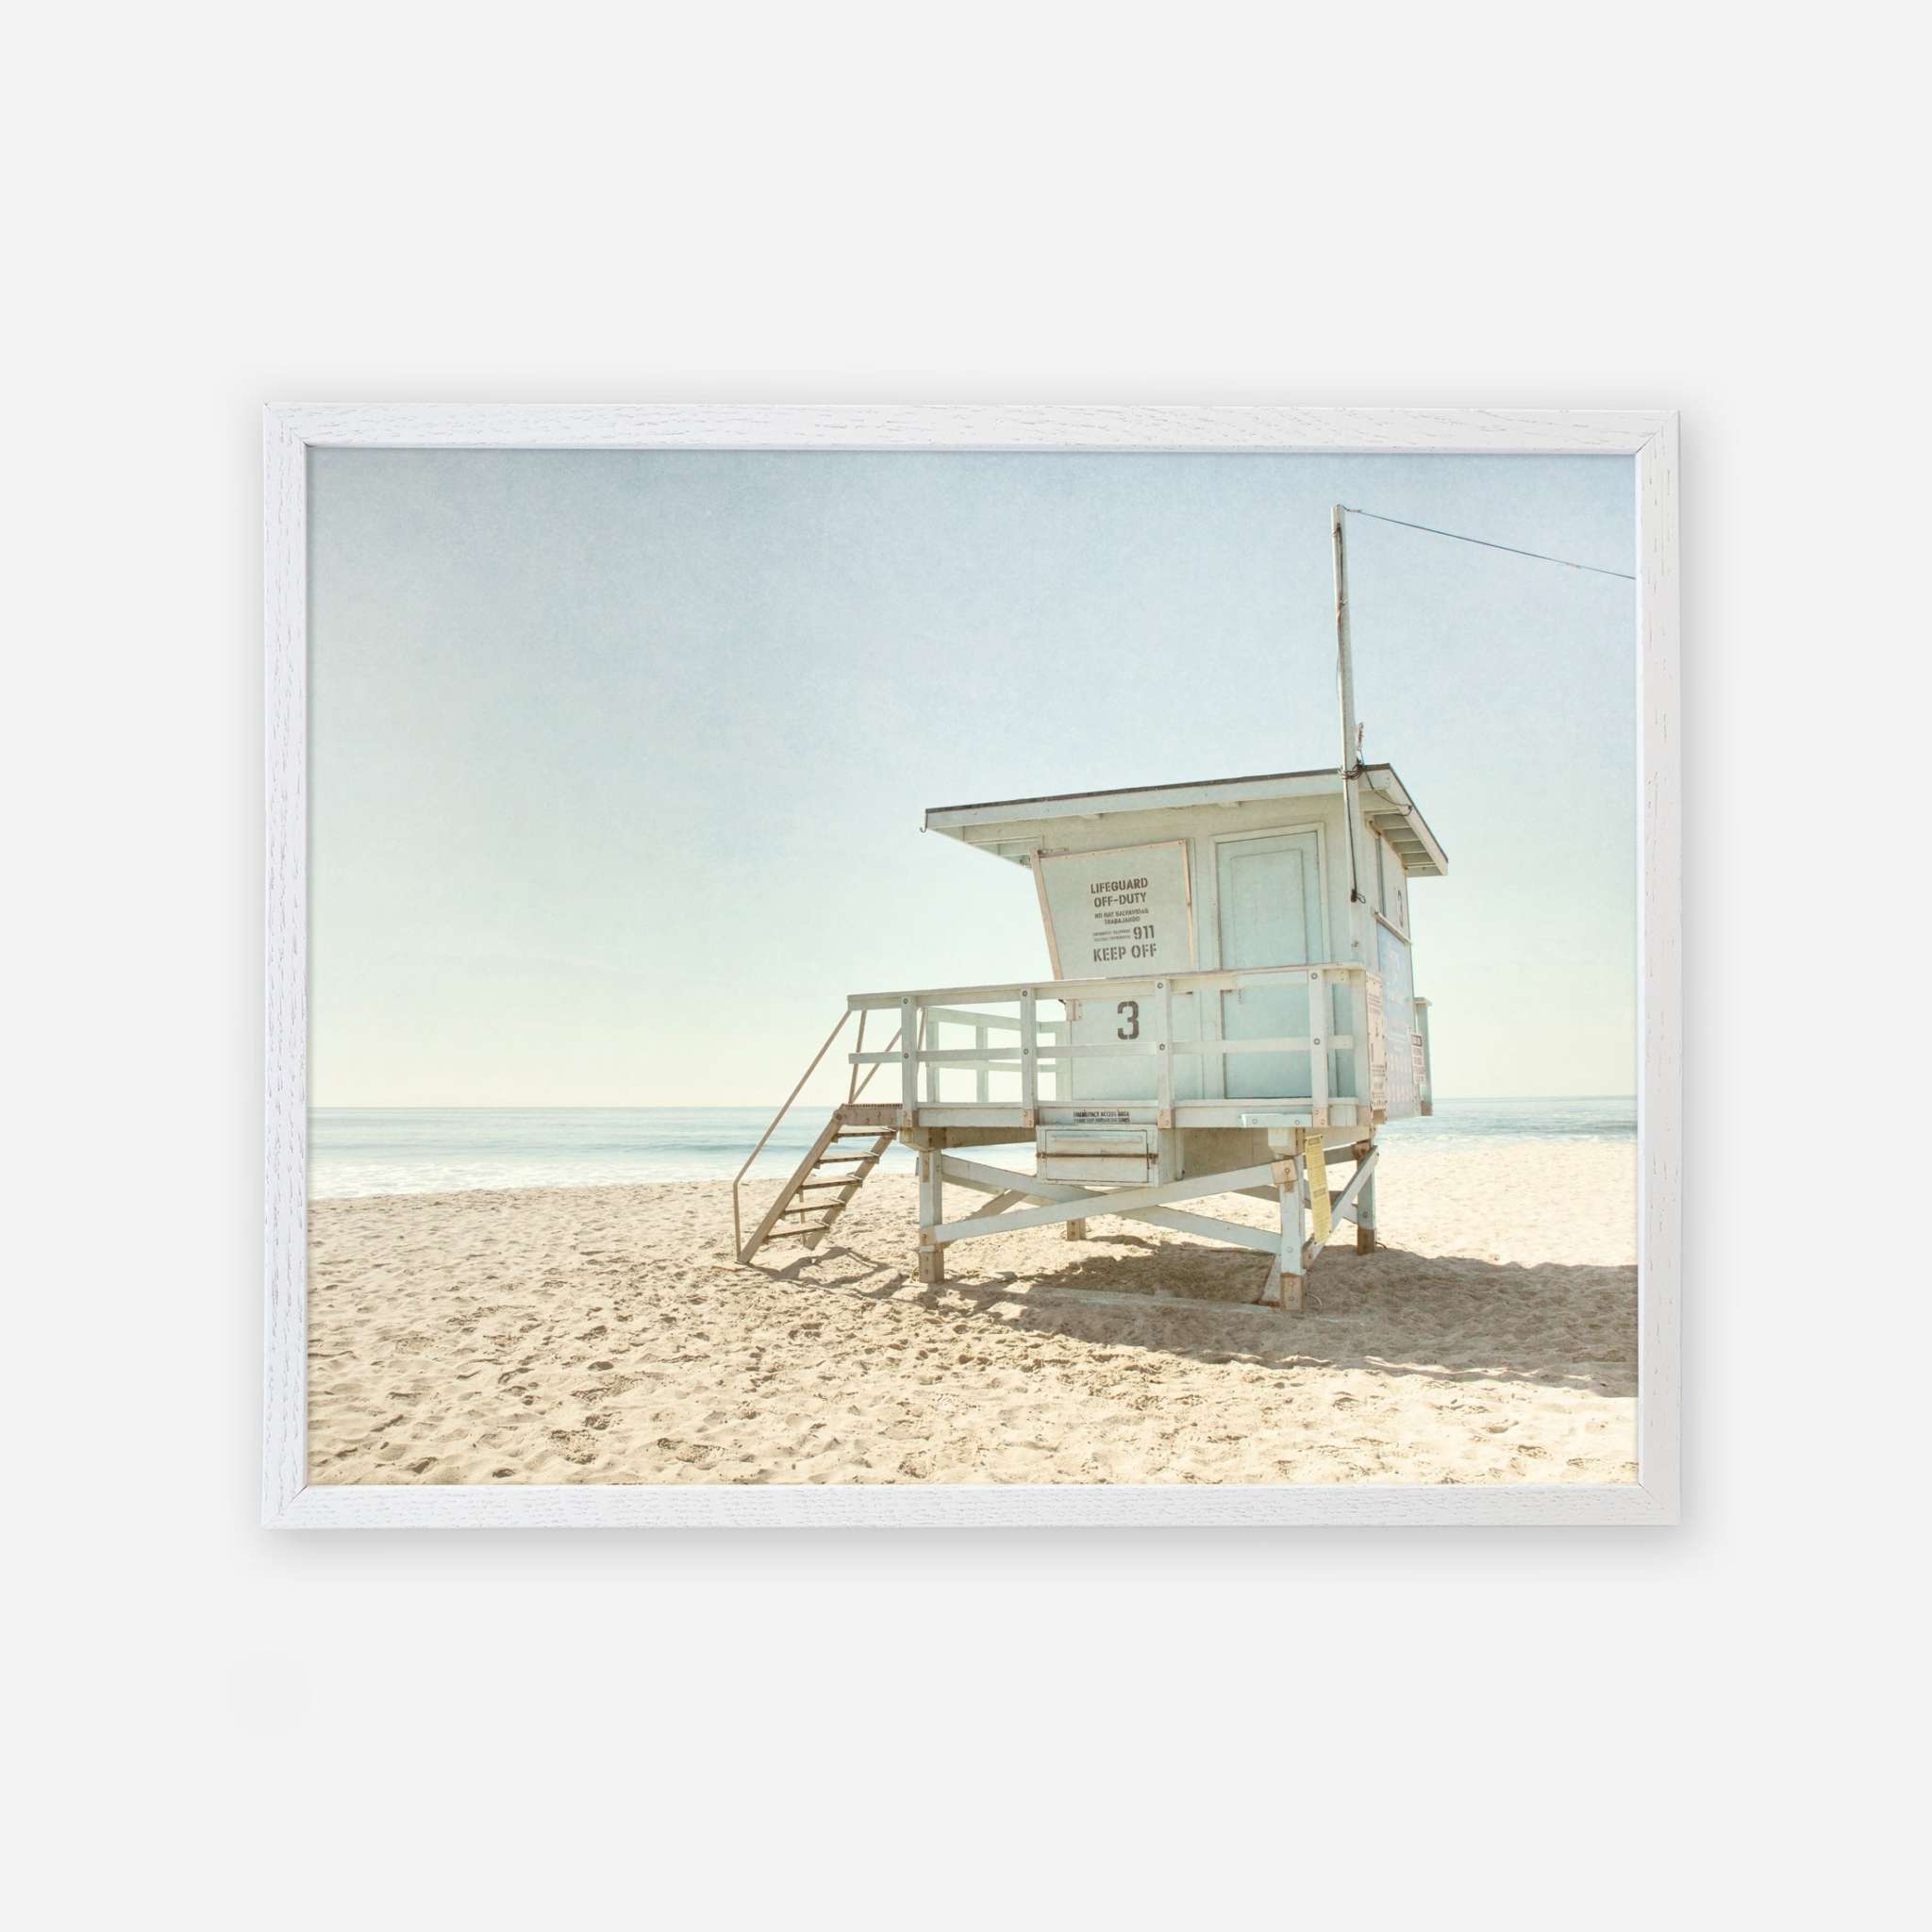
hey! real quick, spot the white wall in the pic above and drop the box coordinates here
[974,790,1355,964]
[5,8,1916,1929]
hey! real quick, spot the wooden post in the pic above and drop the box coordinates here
[916,1151,945,1284]
[1063,1218,1088,1242]
[1307,967,1328,1128]
[899,998,918,1125]
[1267,1156,1307,1312]
[1155,976,1174,1129]
[974,1021,990,1103]
[1281,1158,1308,1312]
[1355,1143,1377,1254]
[1020,988,1038,1125]
[1348,973,1373,1121]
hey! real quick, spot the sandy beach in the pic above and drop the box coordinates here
[308,1137,1637,1486]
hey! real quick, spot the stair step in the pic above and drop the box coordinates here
[739,1102,895,1261]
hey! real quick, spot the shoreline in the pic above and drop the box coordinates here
[307,1098,1636,1204]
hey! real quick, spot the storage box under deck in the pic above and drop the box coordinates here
[1036,1124,1158,1184]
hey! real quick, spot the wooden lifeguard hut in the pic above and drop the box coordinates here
[734,508,1445,1312]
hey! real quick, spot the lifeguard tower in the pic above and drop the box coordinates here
[733,508,1444,1313]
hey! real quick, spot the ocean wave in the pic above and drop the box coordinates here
[308,1100,1632,1199]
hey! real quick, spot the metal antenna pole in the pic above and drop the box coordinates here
[1331,504,1366,909]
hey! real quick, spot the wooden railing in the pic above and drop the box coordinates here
[845,960,1370,1126]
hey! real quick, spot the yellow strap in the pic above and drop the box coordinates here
[1297,1128,1330,1241]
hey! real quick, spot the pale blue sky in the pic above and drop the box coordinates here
[309,449,1635,1104]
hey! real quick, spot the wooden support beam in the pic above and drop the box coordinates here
[1126,1208,1278,1255]
[932,1171,1281,1258]
[928,1155,1303,1266]
[930,1158,1031,1196]
[916,1149,944,1284]
[938,1151,1238,1199]
[1307,1145,1377,1263]
[1269,1155,1308,1312]
[933,1161,1278,1241]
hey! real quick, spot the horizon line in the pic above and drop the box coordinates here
[310,1093,1638,1110]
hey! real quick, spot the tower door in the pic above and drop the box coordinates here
[1216,830,1324,1100]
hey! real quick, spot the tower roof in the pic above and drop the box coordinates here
[924,762,1447,876]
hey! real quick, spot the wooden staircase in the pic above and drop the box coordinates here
[737,1105,897,1263]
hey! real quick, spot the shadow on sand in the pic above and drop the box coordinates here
[745,1231,1637,1400]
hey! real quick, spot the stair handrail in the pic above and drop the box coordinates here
[735,1008,893,1260]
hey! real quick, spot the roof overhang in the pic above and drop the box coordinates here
[924,762,1447,876]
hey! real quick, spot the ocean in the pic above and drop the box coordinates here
[308,1098,1636,1200]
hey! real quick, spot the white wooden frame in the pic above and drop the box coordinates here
[264,404,1678,1527]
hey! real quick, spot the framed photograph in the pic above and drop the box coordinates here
[263,405,1678,1526]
